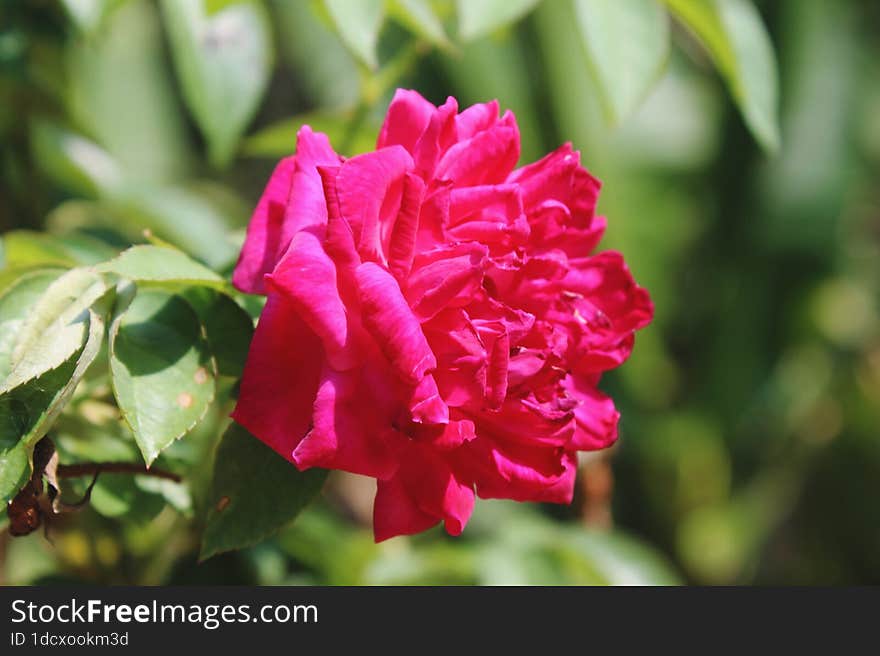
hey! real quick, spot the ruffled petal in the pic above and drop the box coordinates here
[335,146,413,263]
[294,364,403,479]
[377,88,435,153]
[387,172,426,283]
[374,443,475,541]
[564,374,620,451]
[463,438,577,503]
[266,230,361,371]
[435,111,520,187]
[231,293,323,460]
[355,262,436,385]
[406,243,489,322]
[233,127,340,294]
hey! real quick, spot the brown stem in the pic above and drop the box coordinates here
[56,462,181,483]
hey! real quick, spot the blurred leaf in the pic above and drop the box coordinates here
[161,0,274,167]
[109,288,216,465]
[200,423,328,560]
[30,120,124,198]
[456,0,540,41]
[271,0,360,109]
[1,230,116,269]
[60,0,127,34]
[90,473,167,523]
[561,529,682,585]
[574,0,670,124]
[205,0,242,13]
[0,270,62,379]
[663,0,780,152]
[242,112,377,158]
[95,245,229,291]
[182,288,255,378]
[1,268,106,393]
[67,0,194,183]
[322,0,385,70]
[388,0,450,49]
[110,184,240,270]
[437,32,544,162]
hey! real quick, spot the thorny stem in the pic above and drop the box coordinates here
[56,462,181,483]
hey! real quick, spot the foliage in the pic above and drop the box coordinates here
[1,0,878,585]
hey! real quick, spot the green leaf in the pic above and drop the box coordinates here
[561,528,682,585]
[1,269,107,394]
[0,270,62,380]
[662,0,780,152]
[60,0,127,34]
[110,184,240,270]
[182,288,255,378]
[66,0,194,184]
[323,0,385,70]
[1,230,117,269]
[574,0,670,124]
[109,287,216,465]
[160,0,273,167]
[94,245,228,291]
[0,441,28,505]
[30,120,124,198]
[455,0,541,41]
[389,0,451,49]
[205,0,242,14]
[0,304,107,502]
[90,474,168,523]
[200,423,327,560]
[242,113,378,158]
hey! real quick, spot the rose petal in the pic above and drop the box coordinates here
[377,89,435,153]
[335,146,413,263]
[435,111,520,187]
[564,374,620,451]
[266,230,361,371]
[294,364,403,479]
[231,293,323,461]
[355,261,436,385]
[233,127,340,294]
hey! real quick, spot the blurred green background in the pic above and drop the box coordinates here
[1,0,879,585]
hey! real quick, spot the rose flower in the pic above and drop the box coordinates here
[231,89,653,541]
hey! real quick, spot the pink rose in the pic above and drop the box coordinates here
[232,89,653,541]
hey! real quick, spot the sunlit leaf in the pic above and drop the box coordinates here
[561,528,682,585]
[0,304,107,502]
[1,269,106,393]
[109,287,216,465]
[160,0,274,167]
[95,245,228,292]
[574,0,670,124]
[110,184,240,270]
[66,0,194,184]
[60,0,128,34]
[0,270,63,380]
[30,120,124,198]
[1,230,117,269]
[200,423,327,560]
[389,0,450,49]
[242,112,378,158]
[456,0,541,41]
[322,0,385,69]
[662,0,780,152]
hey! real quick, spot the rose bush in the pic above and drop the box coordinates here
[232,89,653,541]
